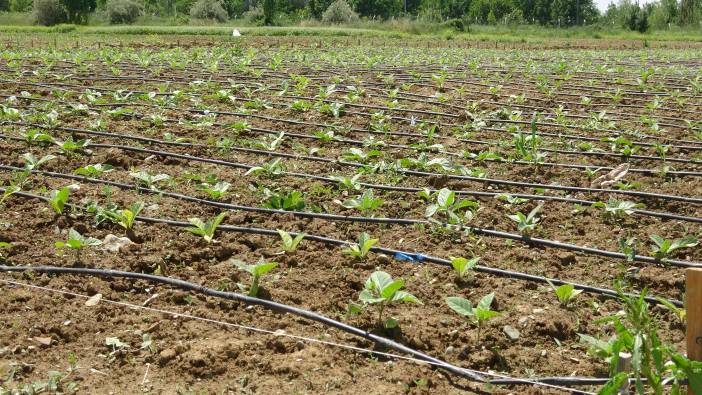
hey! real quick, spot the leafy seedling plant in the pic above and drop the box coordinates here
[348,271,422,329]
[451,256,479,283]
[48,187,70,215]
[343,232,377,260]
[55,229,102,262]
[446,293,500,342]
[507,205,542,235]
[649,234,698,260]
[339,189,383,215]
[592,199,643,220]
[276,229,304,253]
[546,280,582,308]
[425,188,479,225]
[129,171,171,190]
[186,212,227,243]
[232,259,278,297]
[0,242,10,262]
[105,202,144,236]
[22,153,55,170]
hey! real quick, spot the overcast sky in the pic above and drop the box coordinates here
[594,0,655,11]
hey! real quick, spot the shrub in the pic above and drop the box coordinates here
[106,0,141,24]
[243,5,263,24]
[33,0,67,26]
[189,0,228,22]
[322,0,357,23]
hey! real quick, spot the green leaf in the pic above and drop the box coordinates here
[477,292,495,310]
[672,354,702,394]
[253,262,278,277]
[367,271,393,292]
[446,296,474,317]
[392,290,422,304]
[437,188,454,208]
[596,372,629,395]
[359,289,385,304]
[380,279,405,299]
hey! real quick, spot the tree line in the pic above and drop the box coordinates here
[4,0,702,31]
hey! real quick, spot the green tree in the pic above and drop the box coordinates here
[262,0,275,24]
[680,0,701,24]
[62,0,96,23]
[354,0,402,19]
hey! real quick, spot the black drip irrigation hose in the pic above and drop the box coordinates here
[6,78,702,154]
[0,264,607,391]
[4,131,702,208]
[7,108,702,178]
[0,188,685,307]
[4,135,702,225]
[1,167,700,269]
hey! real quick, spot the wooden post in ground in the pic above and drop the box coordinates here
[687,268,702,395]
[616,352,631,394]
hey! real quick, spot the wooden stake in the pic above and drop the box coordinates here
[687,268,702,395]
[616,352,631,394]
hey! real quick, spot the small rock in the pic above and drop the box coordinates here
[377,254,391,265]
[84,293,102,307]
[32,337,52,346]
[66,184,81,192]
[145,204,160,213]
[158,348,177,365]
[444,346,456,354]
[503,325,520,341]
[102,234,134,253]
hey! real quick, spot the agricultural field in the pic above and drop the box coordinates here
[0,37,701,394]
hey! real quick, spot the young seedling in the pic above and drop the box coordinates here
[330,174,362,191]
[55,137,90,155]
[0,242,10,262]
[232,259,278,297]
[129,171,171,190]
[245,158,285,178]
[106,202,144,232]
[592,199,643,220]
[277,229,304,253]
[22,153,55,170]
[0,185,20,208]
[349,271,422,329]
[446,293,500,342]
[48,187,70,215]
[451,256,479,283]
[55,229,102,262]
[186,212,227,243]
[494,193,528,208]
[656,297,686,325]
[196,181,231,200]
[547,280,583,308]
[343,232,378,260]
[425,188,479,225]
[262,189,306,211]
[74,164,113,178]
[507,205,542,235]
[340,190,383,215]
[649,234,698,260]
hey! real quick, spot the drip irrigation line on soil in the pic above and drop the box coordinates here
[9,96,702,170]
[3,163,702,269]
[0,187,687,307]
[0,270,602,393]
[6,78,702,151]
[0,277,597,394]
[4,130,702,208]
[10,61,700,126]
[4,155,701,228]
[8,116,702,179]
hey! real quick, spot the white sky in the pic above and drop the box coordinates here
[594,0,655,11]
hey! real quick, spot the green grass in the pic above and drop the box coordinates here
[0,13,698,42]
